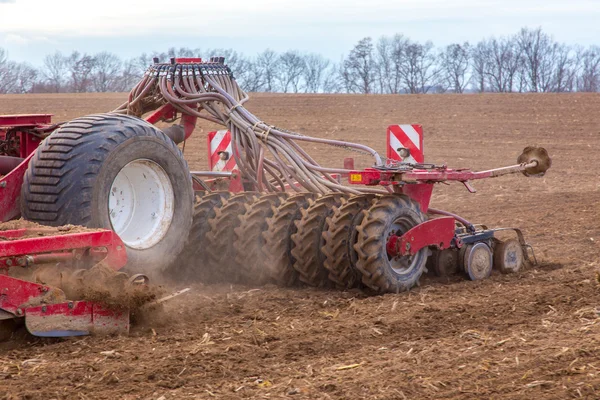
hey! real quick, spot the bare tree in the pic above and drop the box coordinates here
[302,53,329,93]
[341,37,376,93]
[91,52,122,92]
[0,48,18,93]
[551,44,577,92]
[577,46,600,92]
[483,37,522,92]
[400,41,439,94]
[516,27,557,92]
[256,49,279,92]
[438,42,471,93]
[375,34,408,94]
[322,63,342,93]
[470,41,488,92]
[42,51,67,93]
[65,51,96,93]
[277,51,305,93]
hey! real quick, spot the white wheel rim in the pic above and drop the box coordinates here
[108,159,174,250]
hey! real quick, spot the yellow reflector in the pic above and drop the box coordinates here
[350,173,362,182]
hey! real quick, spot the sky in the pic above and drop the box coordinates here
[1,0,600,65]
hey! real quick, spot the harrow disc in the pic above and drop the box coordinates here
[431,249,459,277]
[234,192,289,285]
[462,242,493,281]
[263,193,315,286]
[204,192,259,282]
[354,195,428,294]
[291,194,347,287]
[494,239,524,274]
[321,194,376,289]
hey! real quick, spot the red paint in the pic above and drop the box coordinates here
[401,183,434,213]
[386,217,455,257]
[0,114,52,127]
[174,58,203,64]
[0,229,127,270]
[0,152,35,222]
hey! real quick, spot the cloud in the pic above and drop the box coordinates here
[0,0,16,3]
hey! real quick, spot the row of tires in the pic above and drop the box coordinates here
[168,191,519,294]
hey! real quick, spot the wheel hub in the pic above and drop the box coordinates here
[109,159,174,249]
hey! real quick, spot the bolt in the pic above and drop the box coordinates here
[15,308,22,316]
[68,302,74,309]
[0,181,6,188]
[5,259,12,266]
[151,212,157,219]
[41,306,47,313]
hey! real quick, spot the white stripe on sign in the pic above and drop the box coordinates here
[210,130,228,154]
[389,131,416,163]
[399,124,421,149]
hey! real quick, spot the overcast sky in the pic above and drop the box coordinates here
[1,0,599,65]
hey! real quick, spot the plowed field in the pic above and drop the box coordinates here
[0,92,599,399]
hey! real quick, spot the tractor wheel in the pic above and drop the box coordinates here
[233,192,288,285]
[494,239,524,274]
[204,192,258,282]
[354,195,428,294]
[167,191,231,281]
[263,193,315,286]
[21,113,193,275]
[322,194,376,289]
[291,193,347,287]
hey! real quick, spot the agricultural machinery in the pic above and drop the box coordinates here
[0,57,551,338]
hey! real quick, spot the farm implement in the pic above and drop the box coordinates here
[0,57,551,338]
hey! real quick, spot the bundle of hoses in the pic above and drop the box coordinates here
[113,61,385,195]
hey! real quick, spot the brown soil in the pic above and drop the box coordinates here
[0,92,599,399]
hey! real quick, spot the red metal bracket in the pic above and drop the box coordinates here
[0,229,128,270]
[386,217,455,257]
[0,152,35,222]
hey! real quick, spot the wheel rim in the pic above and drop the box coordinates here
[466,242,493,280]
[501,240,523,272]
[108,159,175,250]
[386,216,419,274]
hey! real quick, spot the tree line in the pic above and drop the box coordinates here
[1,27,599,94]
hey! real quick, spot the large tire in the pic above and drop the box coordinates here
[263,193,315,286]
[291,193,347,287]
[21,113,193,275]
[233,193,288,285]
[204,192,258,282]
[354,195,428,294]
[168,191,231,281]
[322,194,376,289]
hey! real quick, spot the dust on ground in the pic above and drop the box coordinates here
[0,92,599,399]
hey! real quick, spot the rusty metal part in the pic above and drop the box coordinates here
[517,146,552,177]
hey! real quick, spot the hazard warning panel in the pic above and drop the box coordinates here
[207,130,237,171]
[386,125,424,163]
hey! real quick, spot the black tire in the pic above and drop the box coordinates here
[291,193,347,287]
[354,195,428,294]
[233,193,288,285]
[263,193,315,286]
[321,194,376,289]
[167,191,231,281]
[204,192,259,282]
[21,113,193,275]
